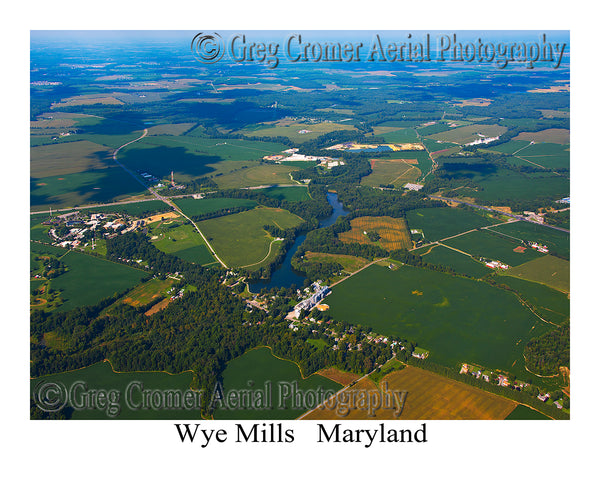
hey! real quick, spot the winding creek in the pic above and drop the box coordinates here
[248,192,349,292]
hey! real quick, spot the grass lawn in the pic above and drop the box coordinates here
[151,223,215,265]
[213,346,342,420]
[198,207,304,268]
[213,164,299,189]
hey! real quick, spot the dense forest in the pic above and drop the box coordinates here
[524,323,570,376]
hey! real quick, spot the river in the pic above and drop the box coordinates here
[248,192,349,292]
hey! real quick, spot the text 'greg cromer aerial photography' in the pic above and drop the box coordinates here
[30,30,570,424]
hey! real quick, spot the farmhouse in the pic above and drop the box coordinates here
[523,211,544,223]
[497,375,511,387]
[403,183,424,191]
[485,260,509,270]
[465,135,499,146]
[529,242,549,253]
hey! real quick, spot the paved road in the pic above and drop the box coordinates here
[427,195,570,233]
[32,129,229,269]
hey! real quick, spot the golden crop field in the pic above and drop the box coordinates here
[338,216,411,251]
[302,366,517,420]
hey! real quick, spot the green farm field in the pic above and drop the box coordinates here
[119,277,176,308]
[442,229,545,267]
[494,275,569,324]
[33,130,145,149]
[238,120,356,143]
[30,361,197,420]
[254,186,311,202]
[513,128,570,144]
[151,223,216,265]
[146,122,196,136]
[30,241,68,257]
[31,167,148,210]
[326,264,548,377]
[30,140,113,178]
[361,158,421,187]
[406,207,499,242]
[504,404,551,420]
[376,150,432,180]
[30,222,52,243]
[487,221,570,259]
[83,200,169,216]
[419,244,491,278]
[173,197,258,217]
[468,169,570,203]
[379,127,419,144]
[501,255,570,294]
[426,124,508,145]
[509,142,570,169]
[423,138,461,154]
[198,207,304,268]
[303,252,370,274]
[213,164,300,189]
[487,140,533,155]
[50,251,147,311]
[213,347,342,420]
[118,135,289,182]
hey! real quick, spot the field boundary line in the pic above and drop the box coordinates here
[240,238,281,268]
[30,358,194,381]
[329,258,387,288]
[387,159,418,185]
[436,242,476,257]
